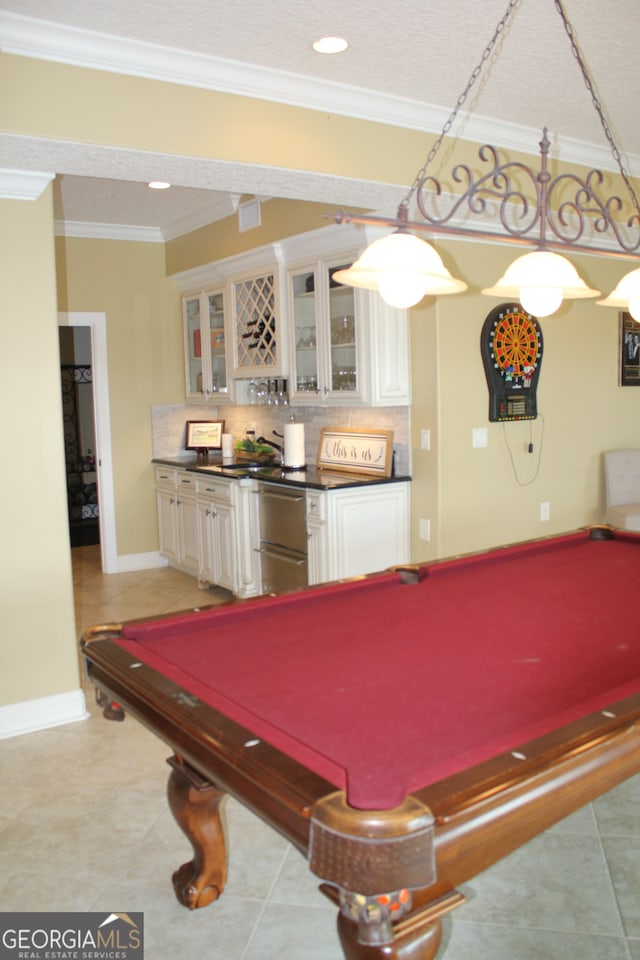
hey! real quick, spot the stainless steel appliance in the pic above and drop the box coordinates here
[257,482,307,593]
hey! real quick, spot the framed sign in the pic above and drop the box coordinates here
[317,428,393,477]
[185,420,224,450]
[619,312,640,385]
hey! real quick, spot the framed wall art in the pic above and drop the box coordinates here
[619,312,640,386]
[185,420,225,450]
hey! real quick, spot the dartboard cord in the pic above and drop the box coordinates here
[502,412,545,487]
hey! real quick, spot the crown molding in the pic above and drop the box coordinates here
[2,12,638,178]
[53,192,249,241]
[55,220,164,242]
[0,167,54,199]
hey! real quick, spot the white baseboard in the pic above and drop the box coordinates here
[0,689,89,739]
[114,551,168,573]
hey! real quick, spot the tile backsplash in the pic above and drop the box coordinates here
[151,402,411,475]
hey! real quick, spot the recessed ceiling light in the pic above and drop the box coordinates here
[148,181,171,190]
[312,36,349,55]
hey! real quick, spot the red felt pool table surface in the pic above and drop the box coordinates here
[113,528,640,810]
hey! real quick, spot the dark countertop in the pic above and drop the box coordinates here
[153,456,411,491]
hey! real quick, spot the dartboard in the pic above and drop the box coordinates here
[488,305,541,377]
[480,303,544,422]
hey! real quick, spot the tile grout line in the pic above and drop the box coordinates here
[238,844,291,960]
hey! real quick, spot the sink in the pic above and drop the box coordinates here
[196,461,277,476]
[222,463,267,473]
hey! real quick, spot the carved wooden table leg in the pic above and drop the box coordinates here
[166,756,227,910]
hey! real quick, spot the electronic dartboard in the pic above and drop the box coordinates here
[481,303,543,422]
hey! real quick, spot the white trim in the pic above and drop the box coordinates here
[58,312,118,574]
[0,689,89,739]
[116,551,167,573]
[55,220,164,243]
[0,167,54,200]
[0,12,637,176]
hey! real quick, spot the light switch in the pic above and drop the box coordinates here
[472,427,488,448]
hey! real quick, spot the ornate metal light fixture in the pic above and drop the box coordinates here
[331,0,640,318]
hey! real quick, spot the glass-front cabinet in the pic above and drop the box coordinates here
[289,261,363,404]
[183,289,228,400]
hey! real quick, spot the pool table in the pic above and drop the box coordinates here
[81,527,640,960]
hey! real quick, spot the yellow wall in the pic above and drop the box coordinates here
[0,53,431,190]
[166,198,351,275]
[56,237,184,555]
[0,188,81,704]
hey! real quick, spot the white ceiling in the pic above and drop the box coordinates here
[1,0,639,239]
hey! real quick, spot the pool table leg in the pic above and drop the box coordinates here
[166,756,227,910]
[337,910,442,960]
[336,889,464,960]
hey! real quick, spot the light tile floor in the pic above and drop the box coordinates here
[1,544,639,959]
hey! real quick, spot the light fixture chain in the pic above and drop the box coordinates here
[553,0,640,222]
[401,0,522,210]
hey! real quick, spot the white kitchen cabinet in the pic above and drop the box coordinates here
[156,466,261,598]
[287,257,410,407]
[155,467,199,575]
[182,288,229,400]
[306,482,410,584]
[288,260,362,404]
[305,491,329,585]
[172,224,411,407]
[195,475,261,598]
[196,477,237,593]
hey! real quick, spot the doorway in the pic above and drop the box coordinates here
[60,327,99,546]
[58,312,118,573]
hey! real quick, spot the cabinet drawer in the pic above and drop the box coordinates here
[196,476,233,502]
[155,466,178,487]
[176,471,196,495]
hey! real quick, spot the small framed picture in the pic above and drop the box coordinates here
[185,420,224,450]
[620,312,640,386]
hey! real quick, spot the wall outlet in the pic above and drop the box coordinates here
[540,501,550,522]
[420,429,431,451]
[419,518,431,541]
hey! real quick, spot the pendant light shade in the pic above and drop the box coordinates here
[597,267,640,322]
[482,250,601,317]
[332,231,467,309]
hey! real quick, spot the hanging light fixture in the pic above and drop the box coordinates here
[481,249,600,318]
[328,0,640,317]
[597,267,640,322]
[331,209,467,309]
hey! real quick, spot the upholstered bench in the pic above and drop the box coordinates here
[604,449,640,531]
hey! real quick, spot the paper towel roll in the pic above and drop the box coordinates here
[221,433,233,458]
[284,422,305,468]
